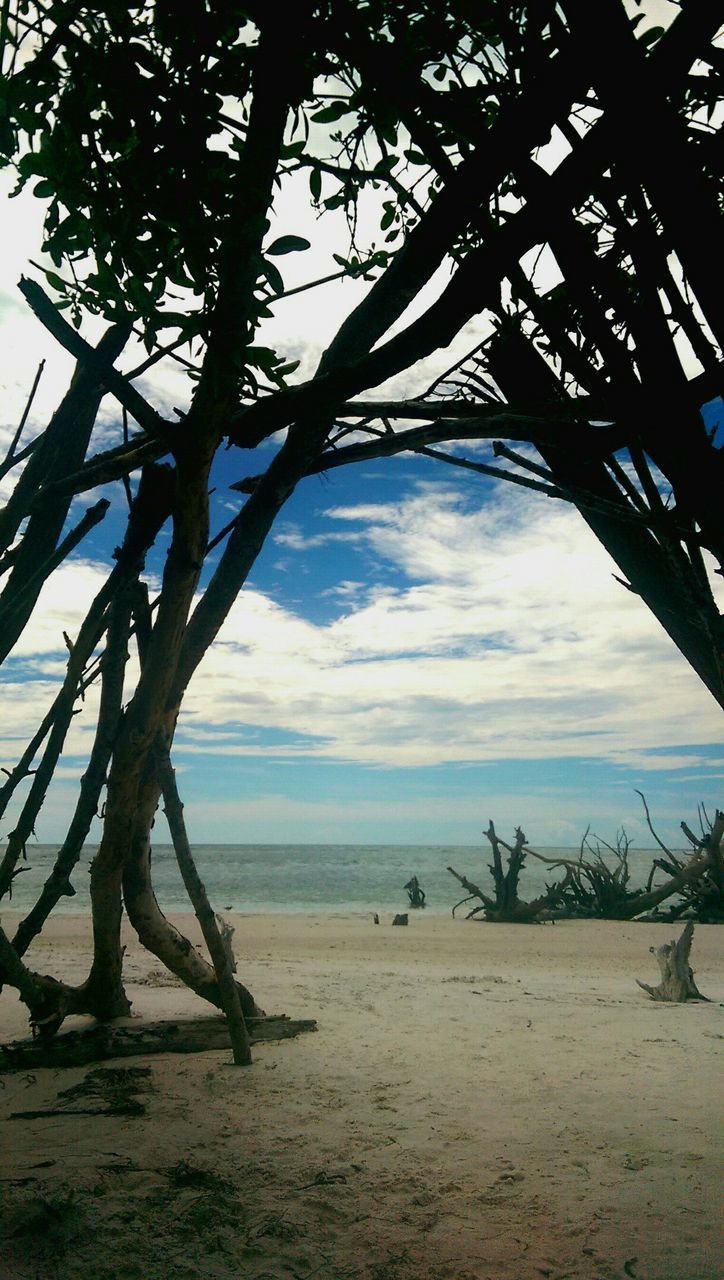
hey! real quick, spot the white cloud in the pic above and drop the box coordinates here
[171,483,722,769]
[4,483,721,790]
[320,580,366,600]
[273,526,363,551]
[4,559,111,658]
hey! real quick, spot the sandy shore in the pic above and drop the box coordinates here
[1,911,722,1280]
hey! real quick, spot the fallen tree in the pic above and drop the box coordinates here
[525,800,723,921]
[529,827,645,919]
[450,806,723,923]
[0,1015,317,1073]
[635,795,724,922]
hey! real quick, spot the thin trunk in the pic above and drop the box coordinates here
[12,578,135,957]
[158,747,252,1065]
[121,760,261,1021]
[0,323,130,659]
[81,446,212,1020]
[0,464,175,901]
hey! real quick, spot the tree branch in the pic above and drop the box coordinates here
[18,279,173,441]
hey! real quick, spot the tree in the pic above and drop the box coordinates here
[0,1,721,1044]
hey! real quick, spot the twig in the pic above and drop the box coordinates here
[635,789,673,858]
[3,359,45,465]
[1,498,110,621]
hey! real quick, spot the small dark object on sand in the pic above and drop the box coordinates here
[392,913,408,926]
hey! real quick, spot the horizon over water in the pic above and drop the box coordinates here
[2,841,664,917]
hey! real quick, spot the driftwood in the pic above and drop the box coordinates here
[0,1014,317,1072]
[637,798,724,922]
[526,827,644,918]
[392,913,408,926]
[636,922,708,1002]
[508,800,723,921]
[449,821,563,922]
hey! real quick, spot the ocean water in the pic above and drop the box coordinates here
[1,842,662,917]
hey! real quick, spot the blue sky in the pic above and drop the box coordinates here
[1,129,722,852]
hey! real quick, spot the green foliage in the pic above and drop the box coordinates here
[1,0,504,375]
[3,2,259,344]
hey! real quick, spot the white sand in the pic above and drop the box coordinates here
[1,911,722,1280]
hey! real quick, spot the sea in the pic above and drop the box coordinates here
[1,842,663,917]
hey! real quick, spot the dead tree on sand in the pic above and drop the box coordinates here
[636,921,708,1002]
[448,822,563,923]
[525,799,723,921]
[450,804,723,923]
[636,795,724,922]
[536,827,643,917]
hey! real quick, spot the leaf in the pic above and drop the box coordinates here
[0,119,15,157]
[33,179,55,198]
[377,120,398,148]
[266,235,311,256]
[279,139,306,159]
[311,102,353,124]
[309,167,322,201]
[44,271,68,292]
[262,259,285,295]
[244,345,281,372]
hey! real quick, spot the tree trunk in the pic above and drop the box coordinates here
[636,921,708,1002]
[122,818,262,1021]
[0,324,130,660]
[158,746,252,1065]
[0,924,93,1038]
[83,856,132,1020]
[13,577,136,957]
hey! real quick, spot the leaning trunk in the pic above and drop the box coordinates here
[122,796,262,1021]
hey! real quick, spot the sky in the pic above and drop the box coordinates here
[1,9,722,851]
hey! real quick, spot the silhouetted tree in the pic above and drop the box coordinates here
[0,2,721,1045]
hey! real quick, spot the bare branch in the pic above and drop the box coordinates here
[19,278,173,442]
[3,358,45,465]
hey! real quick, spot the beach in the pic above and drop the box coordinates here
[1,911,722,1280]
